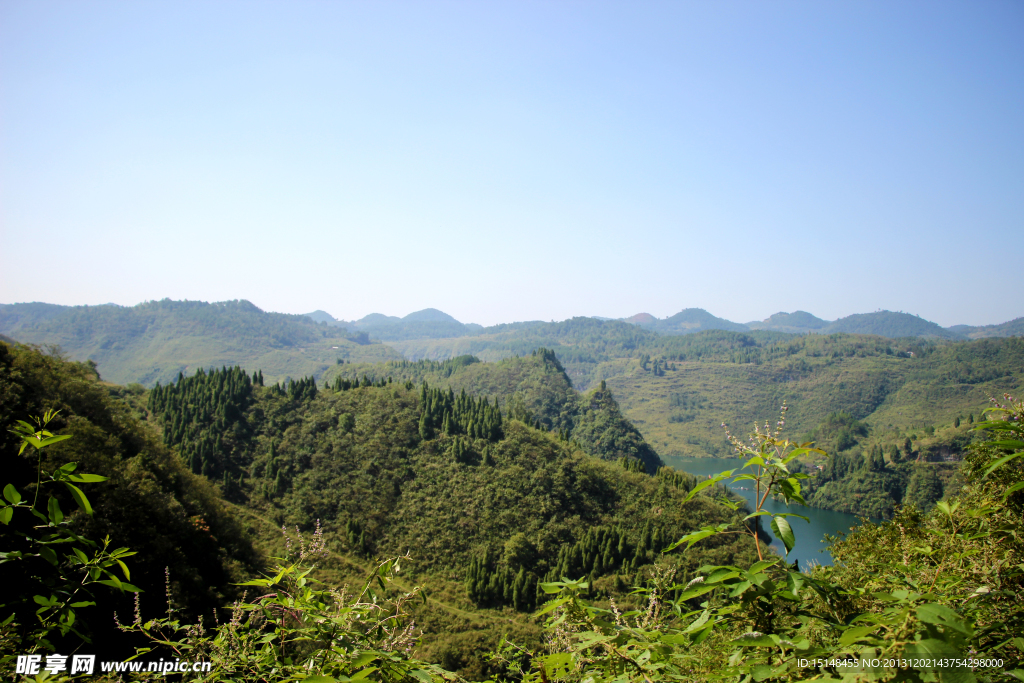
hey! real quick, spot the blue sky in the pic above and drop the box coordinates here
[2,1,1021,327]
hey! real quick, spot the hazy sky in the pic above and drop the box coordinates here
[2,1,1021,327]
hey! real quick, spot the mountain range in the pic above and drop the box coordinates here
[309,307,1024,341]
[307,307,485,341]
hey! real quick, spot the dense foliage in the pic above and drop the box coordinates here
[0,342,260,661]
[794,412,969,519]
[416,383,504,442]
[148,366,258,481]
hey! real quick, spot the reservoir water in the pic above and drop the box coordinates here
[666,456,871,568]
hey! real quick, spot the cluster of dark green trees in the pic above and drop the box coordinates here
[465,552,541,611]
[270,375,318,400]
[417,382,503,442]
[618,456,646,473]
[804,411,869,452]
[638,354,674,375]
[147,366,256,478]
[546,523,665,583]
[818,447,878,482]
[465,522,674,613]
[388,355,481,378]
[803,425,961,519]
[343,518,371,556]
[329,374,392,391]
[655,465,698,491]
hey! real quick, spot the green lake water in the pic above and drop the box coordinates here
[666,456,872,568]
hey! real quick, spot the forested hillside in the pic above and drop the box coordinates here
[307,308,487,341]
[776,411,972,519]
[951,316,1024,339]
[0,342,261,660]
[141,361,752,676]
[607,334,1024,462]
[322,349,664,473]
[339,331,1023,520]
[0,300,401,386]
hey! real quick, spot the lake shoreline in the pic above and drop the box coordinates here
[666,455,873,567]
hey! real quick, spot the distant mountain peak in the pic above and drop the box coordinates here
[624,313,657,324]
[826,311,956,339]
[657,308,748,333]
[357,313,401,325]
[749,311,830,332]
[402,308,460,323]
[304,310,339,324]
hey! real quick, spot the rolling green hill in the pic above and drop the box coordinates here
[322,349,665,473]
[747,310,829,333]
[2,341,758,678]
[950,316,1024,339]
[140,355,753,677]
[822,310,957,338]
[631,308,749,334]
[0,299,401,386]
[343,332,1023,518]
